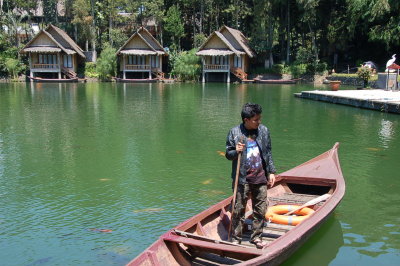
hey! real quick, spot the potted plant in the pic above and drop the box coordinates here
[329,80,341,91]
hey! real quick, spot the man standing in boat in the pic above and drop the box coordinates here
[225,102,276,249]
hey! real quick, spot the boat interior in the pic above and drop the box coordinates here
[131,178,336,265]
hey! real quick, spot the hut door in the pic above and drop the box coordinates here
[234,55,242,68]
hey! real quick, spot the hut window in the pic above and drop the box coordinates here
[128,55,145,65]
[234,56,242,68]
[38,54,57,65]
[63,55,73,68]
[151,56,158,67]
[212,56,227,65]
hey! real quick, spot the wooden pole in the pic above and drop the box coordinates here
[228,137,244,241]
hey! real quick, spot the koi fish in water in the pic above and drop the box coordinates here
[217,151,225,156]
[88,228,113,233]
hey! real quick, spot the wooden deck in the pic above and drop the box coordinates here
[295,89,400,114]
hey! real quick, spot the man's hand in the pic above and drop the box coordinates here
[268,174,276,187]
[236,142,245,153]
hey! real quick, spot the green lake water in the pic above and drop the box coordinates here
[0,82,399,265]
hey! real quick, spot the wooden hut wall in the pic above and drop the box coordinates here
[30,33,57,46]
[204,36,228,49]
[125,36,151,50]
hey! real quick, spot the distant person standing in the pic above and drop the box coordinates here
[225,103,276,249]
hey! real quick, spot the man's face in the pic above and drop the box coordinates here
[244,114,261,130]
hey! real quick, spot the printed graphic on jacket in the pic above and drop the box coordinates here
[245,140,266,184]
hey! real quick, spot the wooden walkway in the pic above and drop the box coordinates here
[295,89,400,114]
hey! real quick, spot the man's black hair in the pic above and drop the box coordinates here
[241,103,262,122]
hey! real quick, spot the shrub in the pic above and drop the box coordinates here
[4,58,24,79]
[272,64,284,74]
[289,64,307,78]
[96,43,117,81]
[357,66,373,87]
[306,61,328,75]
[170,49,201,81]
[85,62,98,78]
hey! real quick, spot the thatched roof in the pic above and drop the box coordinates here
[196,49,235,56]
[219,26,255,58]
[120,49,158,55]
[117,27,166,56]
[19,24,85,58]
[196,25,254,58]
[138,27,166,54]
[46,24,85,58]
[22,47,62,53]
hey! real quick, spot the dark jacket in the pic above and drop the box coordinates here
[225,123,276,184]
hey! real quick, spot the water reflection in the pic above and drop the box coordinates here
[379,119,394,148]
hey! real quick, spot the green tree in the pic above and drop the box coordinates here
[96,43,117,80]
[164,5,185,51]
[170,49,201,81]
[4,58,24,79]
[72,0,95,51]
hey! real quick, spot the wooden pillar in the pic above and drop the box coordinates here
[58,53,61,79]
[202,57,205,83]
[227,55,231,83]
[29,53,33,78]
[123,55,126,79]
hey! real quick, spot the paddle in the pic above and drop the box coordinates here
[283,194,331,216]
[228,138,244,241]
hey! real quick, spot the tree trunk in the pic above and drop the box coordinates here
[268,3,274,68]
[286,0,290,64]
[74,24,78,42]
[200,0,204,34]
[193,13,196,48]
[308,23,318,61]
[90,0,96,52]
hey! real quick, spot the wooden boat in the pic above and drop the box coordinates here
[114,77,158,83]
[127,143,345,266]
[28,76,78,83]
[254,79,300,84]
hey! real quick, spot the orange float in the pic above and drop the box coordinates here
[265,205,315,226]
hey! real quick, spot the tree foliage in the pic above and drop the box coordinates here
[96,43,117,80]
[3,0,400,74]
[170,49,201,81]
[164,5,185,51]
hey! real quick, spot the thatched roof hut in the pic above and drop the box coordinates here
[196,26,254,82]
[20,24,85,80]
[116,27,167,81]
